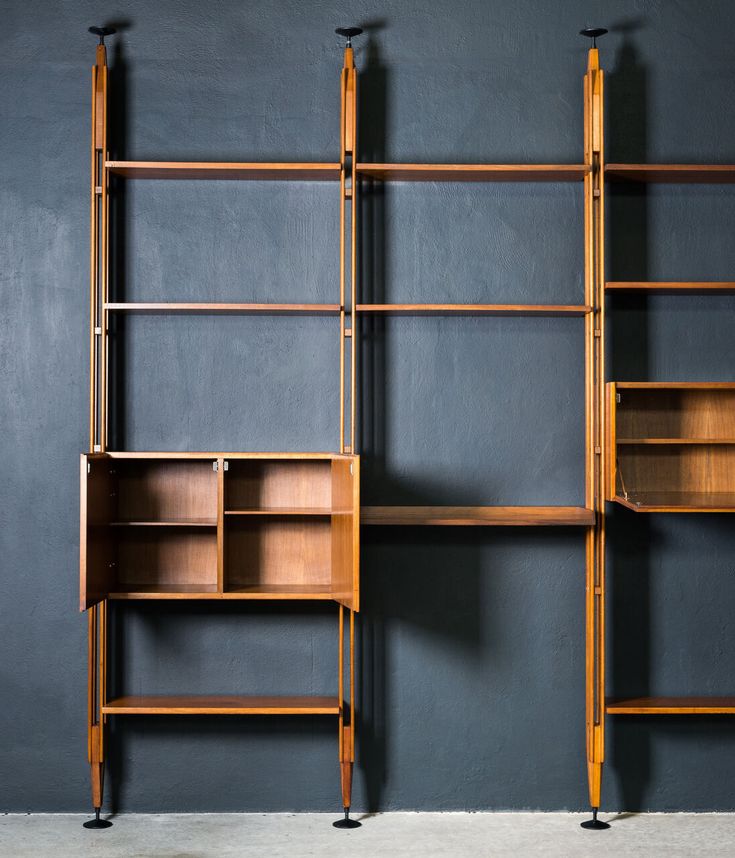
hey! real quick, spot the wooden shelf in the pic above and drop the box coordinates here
[607,697,735,715]
[616,438,735,445]
[356,304,591,316]
[103,695,341,715]
[356,163,589,181]
[109,519,217,527]
[606,281,735,293]
[106,161,341,180]
[361,505,595,526]
[109,584,335,600]
[105,303,341,315]
[606,164,735,183]
[225,508,332,516]
[613,492,735,512]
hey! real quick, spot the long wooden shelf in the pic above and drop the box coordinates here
[613,492,735,513]
[361,506,595,526]
[616,438,735,445]
[106,161,341,180]
[109,519,217,527]
[356,304,591,316]
[606,281,735,293]
[356,163,589,181]
[105,303,341,315]
[103,695,341,715]
[108,584,335,601]
[607,697,735,715]
[606,164,735,183]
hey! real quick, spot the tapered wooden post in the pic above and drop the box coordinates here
[582,38,608,830]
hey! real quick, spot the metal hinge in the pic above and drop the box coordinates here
[616,393,621,404]
[213,460,229,472]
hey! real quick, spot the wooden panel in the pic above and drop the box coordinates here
[225,508,331,516]
[80,455,114,610]
[357,163,589,181]
[355,304,591,316]
[615,388,735,440]
[108,584,332,600]
[613,492,735,513]
[115,530,218,590]
[607,697,735,714]
[331,457,359,611]
[103,695,341,714]
[225,520,331,589]
[361,505,595,525]
[116,460,217,521]
[616,446,735,495]
[225,460,332,510]
[105,303,341,315]
[606,281,735,293]
[606,164,735,182]
[104,452,344,460]
[106,161,341,180]
[109,520,216,526]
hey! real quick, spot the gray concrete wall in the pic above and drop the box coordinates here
[2,0,735,812]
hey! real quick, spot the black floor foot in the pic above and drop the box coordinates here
[83,808,113,829]
[580,808,610,830]
[333,807,361,829]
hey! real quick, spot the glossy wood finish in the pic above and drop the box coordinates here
[361,505,595,526]
[106,161,341,180]
[606,164,735,182]
[225,460,331,510]
[607,697,735,715]
[355,303,592,316]
[608,383,735,510]
[103,696,341,715]
[105,303,341,315]
[606,281,735,293]
[357,163,589,181]
[109,584,333,600]
[330,458,359,611]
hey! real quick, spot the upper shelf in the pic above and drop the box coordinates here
[356,164,589,182]
[606,282,735,293]
[355,304,591,316]
[606,164,735,183]
[361,506,595,526]
[106,161,341,180]
[105,303,340,315]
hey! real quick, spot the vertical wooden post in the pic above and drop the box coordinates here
[583,45,607,824]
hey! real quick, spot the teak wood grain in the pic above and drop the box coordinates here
[355,304,592,316]
[605,164,735,182]
[606,281,735,293]
[105,303,341,315]
[103,695,341,715]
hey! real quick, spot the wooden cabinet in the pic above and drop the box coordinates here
[606,383,735,511]
[81,454,359,607]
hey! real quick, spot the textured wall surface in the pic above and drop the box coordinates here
[2,0,735,812]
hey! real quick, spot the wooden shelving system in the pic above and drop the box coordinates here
[81,33,361,828]
[600,76,735,810]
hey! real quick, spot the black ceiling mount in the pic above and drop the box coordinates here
[335,27,363,48]
[579,28,608,48]
[88,26,117,45]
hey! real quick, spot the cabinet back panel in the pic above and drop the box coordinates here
[617,390,735,439]
[617,446,735,494]
[116,461,217,521]
[226,461,332,510]
[225,520,331,587]
[115,530,218,589]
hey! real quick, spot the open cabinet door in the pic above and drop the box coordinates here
[80,454,114,611]
[330,457,360,611]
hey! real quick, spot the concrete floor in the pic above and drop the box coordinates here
[1,812,734,858]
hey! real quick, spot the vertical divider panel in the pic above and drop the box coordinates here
[217,457,225,593]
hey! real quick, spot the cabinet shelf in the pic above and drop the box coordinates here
[606,281,735,293]
[361,505,595,526]
[102,695,341,715]
[356,163,589,181]
[607,697,735,715]
[225,508,333,516]
[106,161,341,180]
[105,303,341,315]
[606,164,735,182]
[355,304,591,316]
[616,438,735,445]
[109,584,335,600]
[109,519,217,527]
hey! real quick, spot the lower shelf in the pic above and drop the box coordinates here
[109,584,335,600]
[612,492,735,512]
[361,505,595,526]
[607,697,735,715]
[102,695,341,715]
